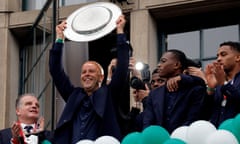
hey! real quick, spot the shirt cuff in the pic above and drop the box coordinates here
[55,38,64,43]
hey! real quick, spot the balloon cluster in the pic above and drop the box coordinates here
[76,136,120,144]
[218,114,240,143]
[122,125,185,144]
[76,114,240,144]
[171,120,238,144]
[122,114,240,144]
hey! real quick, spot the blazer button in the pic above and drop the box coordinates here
[63,120,67,123]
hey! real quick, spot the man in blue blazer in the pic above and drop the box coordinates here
[143,49,205,133]
[205,41,240,127]
[49,15,131,144]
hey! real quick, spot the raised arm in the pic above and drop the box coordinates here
[49,21,74,102]
[109,15,131,89]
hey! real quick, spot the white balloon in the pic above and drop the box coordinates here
[186,120,217,144]
[94,136,120,144]
[76,139,94,144]
[205,130,239,144]
[171,126,189,143]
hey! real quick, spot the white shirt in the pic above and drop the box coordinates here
[11,123,39,144]
[21,123,38,144]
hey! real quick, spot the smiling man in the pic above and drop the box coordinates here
[0,93,53,144]
[49,15,131,144]
[80,61,104,96]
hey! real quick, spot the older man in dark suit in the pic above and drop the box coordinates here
[0,93,53,144]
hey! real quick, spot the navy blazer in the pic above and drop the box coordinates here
[209,71,240,127]
[49,34,130,143]
[0,128,53,144]
[143,75,205,133]
[0,128,11,144]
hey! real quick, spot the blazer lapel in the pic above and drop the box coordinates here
[153,86,166,124]
[91,86,108,118]
[57,89,86,128]
[169,89,185,113]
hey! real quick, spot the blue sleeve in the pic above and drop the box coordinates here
[179,74,206,87]
[142,91,156,129]
[49,42,75,102]
[109,34,130,98]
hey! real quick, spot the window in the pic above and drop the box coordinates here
[61,0,98,6]
[203,25,239,58]
[167,31,200,59]
[165,25,239,68]
[23,0,47,10]
[23,0,98,10]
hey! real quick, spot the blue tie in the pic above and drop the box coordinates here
[24,125,33,133]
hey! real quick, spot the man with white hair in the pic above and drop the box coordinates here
[0,93,52,144]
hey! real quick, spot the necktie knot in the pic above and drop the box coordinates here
[24,125,33,133]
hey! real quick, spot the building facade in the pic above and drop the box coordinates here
[0,0,240,129]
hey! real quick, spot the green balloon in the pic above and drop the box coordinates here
[219,118,240,143]
[141,125,170,144]
[163,138,186,144]
[121,132,142,144]
[233,114,240,131]
[41,140,52,144]
[219,118,234,130]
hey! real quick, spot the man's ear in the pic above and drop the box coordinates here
[16,108,20,116]
[99,75,104,83]
[174,61,182,70]
[235,55,240,62]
